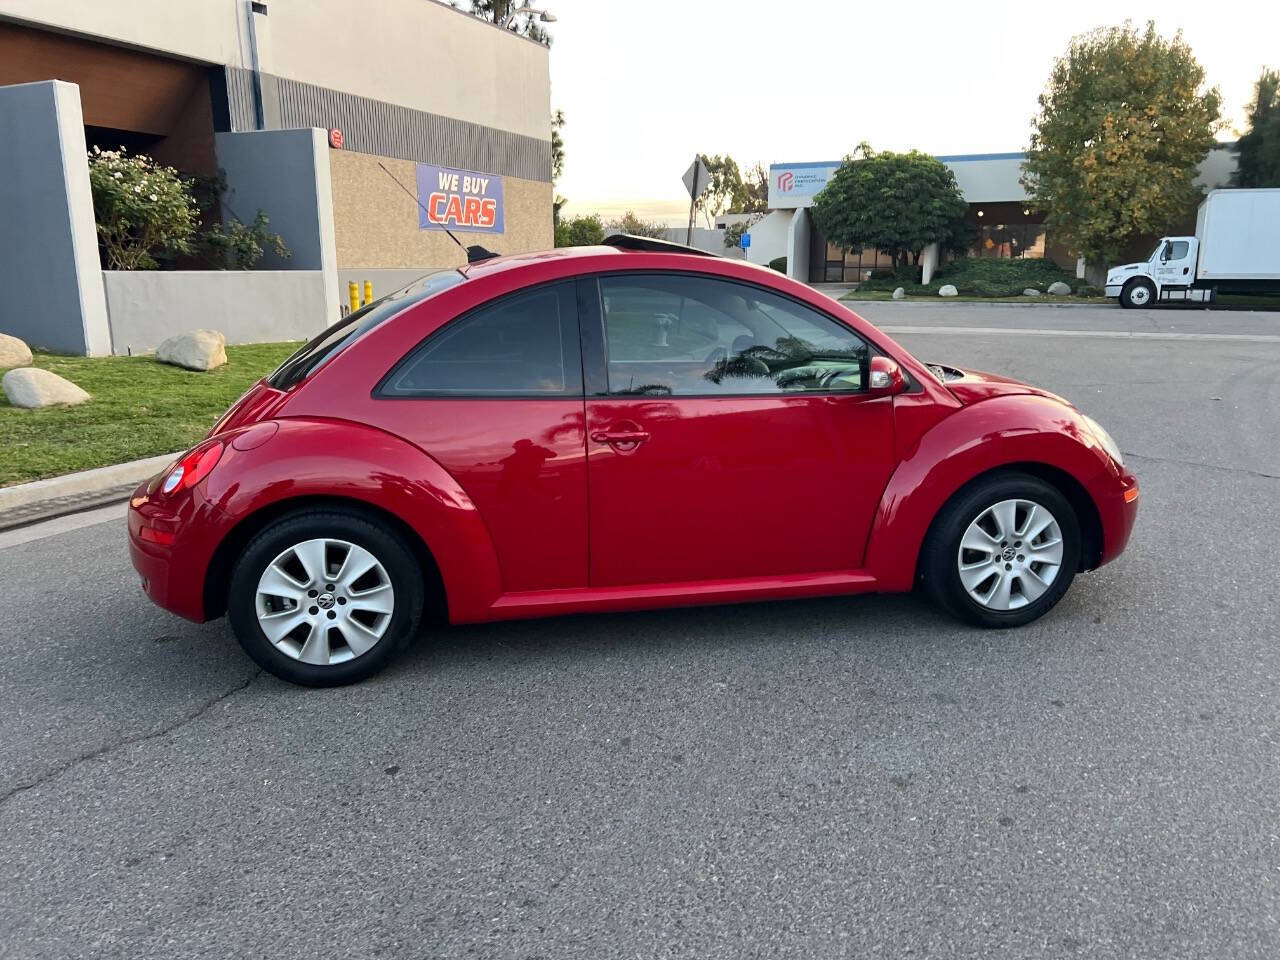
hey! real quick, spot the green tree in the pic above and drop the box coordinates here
[87,146,200,270]
[607,210,667,238]
[736,162,770,213]
[1022,21,1222,265]
[694,154,746,228]
[203,211,291,269]
[467,1,552,45]
[1234,68,1280,187]
[554,213,605,247]
[551,109,567,222]
[810,145,967,268]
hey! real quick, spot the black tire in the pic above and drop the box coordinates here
[920,472,1082,628]
[228,510,424,686]
[1119,278,1155,309]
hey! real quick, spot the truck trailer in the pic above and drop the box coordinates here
[1105,188,1280,308]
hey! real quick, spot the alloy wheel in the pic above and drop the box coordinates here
[254,538,395,665]
[956,499,1064,611]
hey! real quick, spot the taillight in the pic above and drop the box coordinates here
[160,441,224,496]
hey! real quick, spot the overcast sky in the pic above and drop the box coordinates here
[545,0,1280,224]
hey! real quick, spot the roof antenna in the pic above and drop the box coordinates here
[377,162,499,264]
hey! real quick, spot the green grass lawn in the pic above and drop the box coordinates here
[1,341,301,488]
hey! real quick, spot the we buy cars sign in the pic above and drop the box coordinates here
[415,163,504,233]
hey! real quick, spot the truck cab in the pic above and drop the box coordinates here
[1105,237,1207,308]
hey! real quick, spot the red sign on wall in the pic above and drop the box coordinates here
[328,128,344,149]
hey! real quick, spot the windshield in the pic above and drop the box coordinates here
[268,270,466,390]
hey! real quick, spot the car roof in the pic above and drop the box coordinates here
[460,238,767,284]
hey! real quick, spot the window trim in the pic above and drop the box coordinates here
[582,270,889,400]
[374,279,583,399]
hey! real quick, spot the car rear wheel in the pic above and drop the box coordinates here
[1120,278,1155,309]
[228,510,424,686]
[921,473,1081,628]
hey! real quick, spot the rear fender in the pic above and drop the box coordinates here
[202,418,501,621]
[866,395,1117,590]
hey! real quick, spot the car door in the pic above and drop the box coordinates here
[579,272,898,588]
[372,280,588,592]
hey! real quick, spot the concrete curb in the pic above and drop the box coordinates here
[0,453,177,531]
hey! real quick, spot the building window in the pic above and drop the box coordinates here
[977,223,1046,259]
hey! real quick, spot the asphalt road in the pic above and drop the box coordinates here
[2,303,1278,959]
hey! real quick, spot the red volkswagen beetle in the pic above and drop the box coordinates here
[128,237,1138,686]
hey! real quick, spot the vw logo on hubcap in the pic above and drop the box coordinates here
[1001,546,1017,562]
[317,593,336,609]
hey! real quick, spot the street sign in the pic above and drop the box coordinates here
[682,157,711,199]
[740,233,751,250]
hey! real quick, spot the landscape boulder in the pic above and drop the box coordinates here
[3,367,90,408]
[156,329,227,371]
[1047,281,1072,296]
[892,287,905,300]
[938,284,958,297]
[0,332,32,369]
[1023,288,1042,297]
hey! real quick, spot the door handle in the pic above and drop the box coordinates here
[590,428,650,446]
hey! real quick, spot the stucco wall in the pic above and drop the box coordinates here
[0,0,245,68]
[328,148,552,271]
[0,80,110,355]
[0,0,550,142]
[264,0,550,142]
[103,270,329,355]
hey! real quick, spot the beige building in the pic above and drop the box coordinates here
[0,0,554,354]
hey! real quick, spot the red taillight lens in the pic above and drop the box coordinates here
[160,441,224,496]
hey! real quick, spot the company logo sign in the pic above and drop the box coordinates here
[415,163,505,233]
[768,162,841,208]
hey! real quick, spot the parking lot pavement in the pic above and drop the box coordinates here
[1,310,1277,959]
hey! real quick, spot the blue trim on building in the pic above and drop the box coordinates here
[769,161,841,169]
[934,152,1027,162]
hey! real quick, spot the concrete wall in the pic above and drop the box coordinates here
[327,148,552,271]
[743,211,792,268]
[214,128,339,323]
[103,270,329,355]
[657,227,744,259]
[786,209,811,283]
[0,80,110,355]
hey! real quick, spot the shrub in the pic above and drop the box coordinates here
[203,211,290,269]
[607,210,667,238]
[768,256,787,273]
[88,146,200,270]
[554,213,606,247]
[1076,284,1104,297]
[860,257,1079,297]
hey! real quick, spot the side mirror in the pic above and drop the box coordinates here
[869,356,905,396]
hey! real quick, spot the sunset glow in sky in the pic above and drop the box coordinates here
[545,0,1279,224]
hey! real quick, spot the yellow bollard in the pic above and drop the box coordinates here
[348,281,359,315]
[363,280,373,306]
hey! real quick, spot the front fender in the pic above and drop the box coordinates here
[866,395,1119,590]
[202,418,502,621]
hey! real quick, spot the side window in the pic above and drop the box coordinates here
[381,282,581,396]
[1168,240,1189,260]
[598,274,869,396]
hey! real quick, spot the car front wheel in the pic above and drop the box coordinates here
[921,473,1082,628]
[227,510,424,686]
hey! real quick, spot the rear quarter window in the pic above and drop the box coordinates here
[268,270,466,389]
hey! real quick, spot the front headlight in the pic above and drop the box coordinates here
[1082,414,1123,466]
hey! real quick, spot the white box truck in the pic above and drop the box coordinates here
[1105,188,1280,308]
